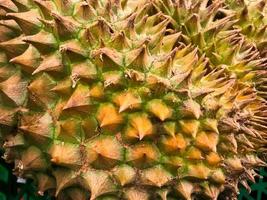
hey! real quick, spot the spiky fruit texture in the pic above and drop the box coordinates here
[0,0,266,199]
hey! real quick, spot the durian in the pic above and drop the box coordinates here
[0,0,266,199]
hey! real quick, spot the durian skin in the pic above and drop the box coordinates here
[0,0,266,200]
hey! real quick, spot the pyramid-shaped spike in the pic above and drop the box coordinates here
[0,19,21,32]
[97,103,123,127]
[71,61,97,82]
[125,44,150,71]
[11,0,33,11]
[6,9,41,35]
[124,187,149,200]
[18,146,48,172]
[32,53,63,75]
[10,45,40,73]
[51,12,80,39]
[129,113,153,140]
[0,107,17,126]
[50,78,72,94]
[113,91,141,113]
[0,73,27,105]
[180,99,202,119]
[33,0,55,19]
[73,1,97,22]
[63,84,91,112]
[82,169,117,200]
[141,165,173,187]
[147,99,172,121]
[0,0,18,12]
[23,30,58,54]
[92,47,124,69]
[0,36,28,57]
[19,112,54,140]
[60,40,87,62]
[49,142,82,167]
[27,73,57,106]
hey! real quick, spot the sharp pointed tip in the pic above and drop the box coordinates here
[19,126,27,131]
[9,58,15,63]
[5,13,13,17]
[32,69,39,75]
[139,133,145,141]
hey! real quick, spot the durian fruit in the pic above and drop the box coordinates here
[0,0,266,200]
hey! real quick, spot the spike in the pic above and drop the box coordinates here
[103,71,123,87]
[180,99,202,119]
[225,157,244,172]
[147,99,172,121]
[140,165,172,187]
[91,47,123,70]
[161,133,187,153]
[56,118,81,143]
[82,169,117,200]
[0,36,28,57]
[124,187,149,200]
[126,144,159,168]
[33,0,55,19]
[10,45,40,73]
[17,146,48,172]
[51,12,80,39]
[113,91,141,113]
[11,0,32,11]
[87,136,123,168]
[35,173,56,195]
[19,112,53,140]
[0,0,18,12]
[27,73,56,107]
[32,53,63,75]
[60,40,87,62]
[53,0,75,15]
[6,10,41,35]
[210,170,225,184]
[162,122,176,137]
[87,18,113,41]
[23,30,58,54]
[156,189,169,200]
[186,164,210,180]
[49,142,82,167]
[129,113,153,140]
[112,164,136,186]
[202,118,219,133]
[179,120,199,138]
[186,147,203,160]
[88,83,104,99]
[196,131,218,152]
[175,181,194,200]
[73,1,96,22]
[158,32,181,53]
[0,107,17,126]
[125,44,150,71]
[58,187,88,200]
[53,168,82,197]
[206,152,221,166]
[63,84,91,112]
[0,65,17,81]
[0,73,27,105]
[50,78,72,94]
[0,19,21,32]
[97,103,123,127]
[109,31,131,50]
[70,60,97,82]
[3,133,25,148]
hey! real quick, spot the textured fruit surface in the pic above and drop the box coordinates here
[0,0,266,200]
